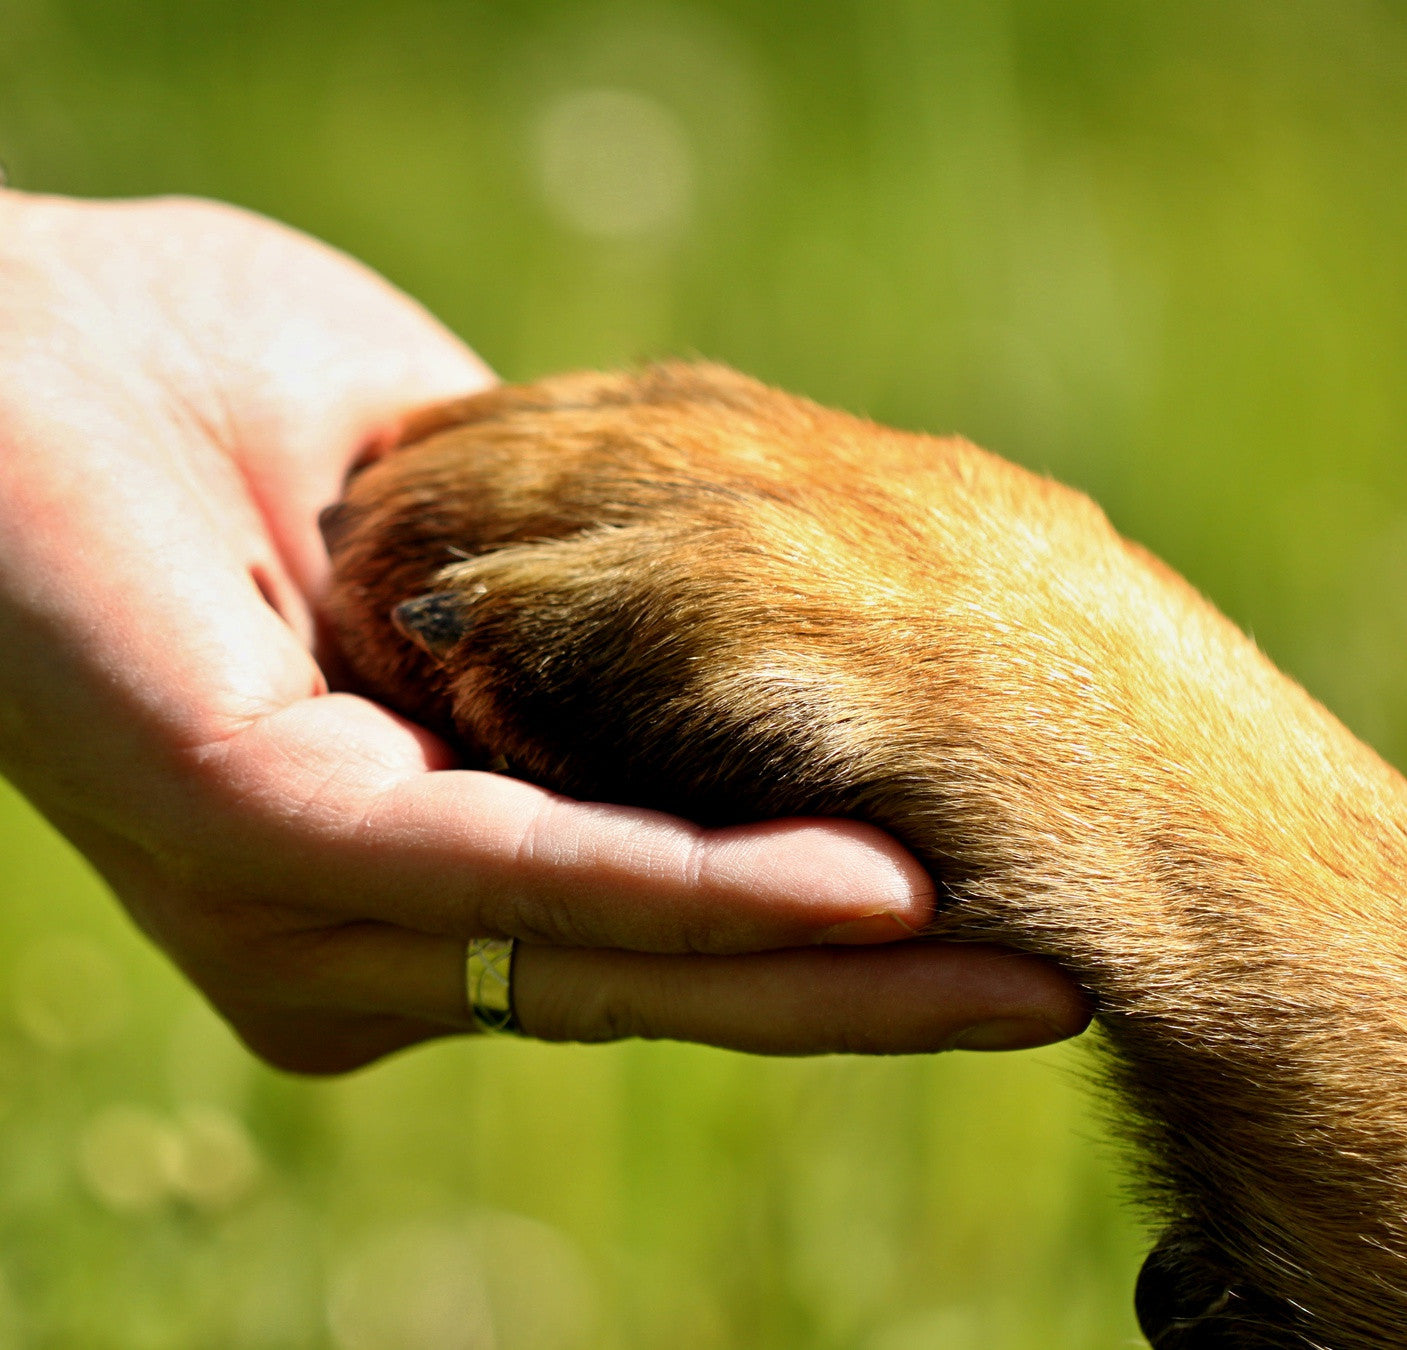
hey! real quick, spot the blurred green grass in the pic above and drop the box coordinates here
[3,0,1407,1344]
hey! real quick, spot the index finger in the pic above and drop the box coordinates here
[207,693,936,953]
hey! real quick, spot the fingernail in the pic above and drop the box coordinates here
[816,912,918,945]
[949,1018,1063,1052]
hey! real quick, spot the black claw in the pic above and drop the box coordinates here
[318,501,354,553]
[392,591,472,661]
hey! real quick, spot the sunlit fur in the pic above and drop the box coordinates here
[325,362,1407,1349]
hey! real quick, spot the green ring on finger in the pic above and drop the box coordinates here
[465,937,521,1035]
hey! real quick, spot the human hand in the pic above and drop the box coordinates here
[0,193,1088,1071]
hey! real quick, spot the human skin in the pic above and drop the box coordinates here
[0,192,1087,1072]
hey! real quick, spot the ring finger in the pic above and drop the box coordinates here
[270,924,1090,1057]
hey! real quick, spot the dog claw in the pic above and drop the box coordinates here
[391,591,473,661]
[318,501,355,553]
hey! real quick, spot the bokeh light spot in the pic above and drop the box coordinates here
[327,1221,494,1350]
[535,87,693,240]
[167,1103,261,1211]
[76,1104,182,1215]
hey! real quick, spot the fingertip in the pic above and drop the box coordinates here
[1040,972,1096,1042]
[709,817,937,937]
[815,911,923,945]
[954,947,1095,1045]
[948,1017,1073,1052]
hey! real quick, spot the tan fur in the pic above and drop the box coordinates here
[323,362,1407,1349]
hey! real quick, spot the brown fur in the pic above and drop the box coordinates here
[323,362,1407,1349]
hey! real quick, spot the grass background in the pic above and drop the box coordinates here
[2,0,1407,1345]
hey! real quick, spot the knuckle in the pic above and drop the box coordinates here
[493,893,596,948]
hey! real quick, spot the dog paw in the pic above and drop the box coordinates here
[322,363,891,822]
